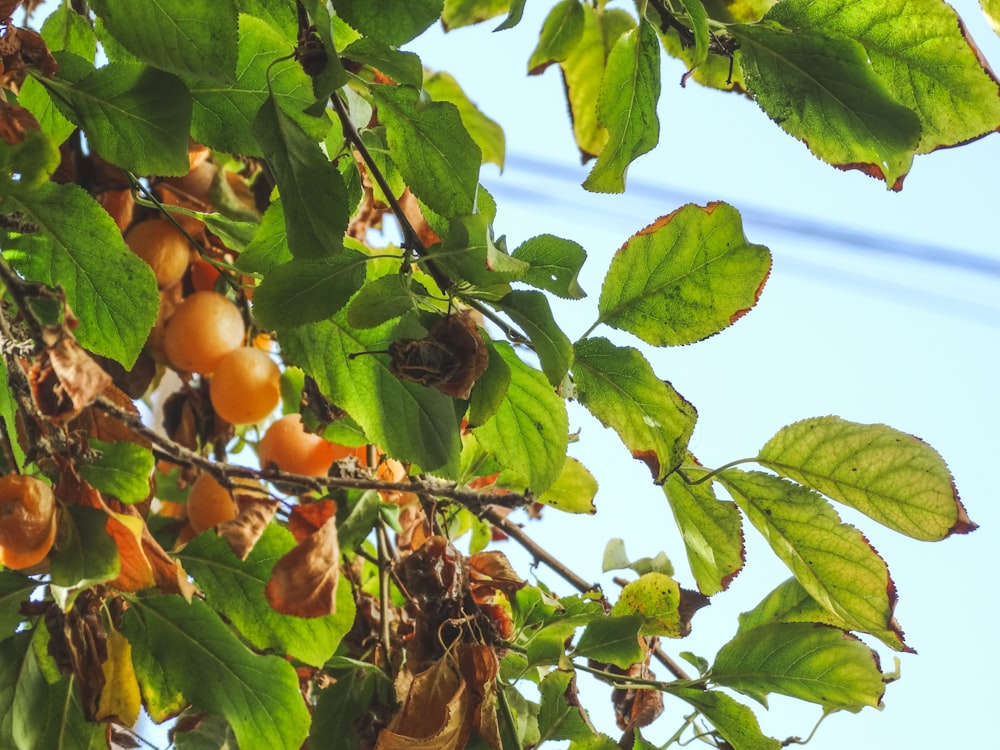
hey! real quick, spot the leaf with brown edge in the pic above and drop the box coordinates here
[287,499,337,543]
[265,515,340,618]
[217,496,279,560]
[376,654,475,750]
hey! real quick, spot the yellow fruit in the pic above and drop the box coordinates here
[258,414,340,477]
[210,347,282,424]
[0,475,57,570]
[162,291,245,374]
[125,218,192,289]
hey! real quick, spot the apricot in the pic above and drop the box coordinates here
[210,347,281,424]
[125,217,192,289]
[162,291,245,374]
[0,474,57,570]
[258,414,342,477]
[186,473,237,533]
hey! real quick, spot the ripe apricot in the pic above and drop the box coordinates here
[162,291,245,374]
[210,347,281,424]
[186,473,237,533]
[0,474,57,570]
[258,414,343,477]
[125,218,192,289]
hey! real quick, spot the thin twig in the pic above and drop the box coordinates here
[376,516,394,679]
[480,507,598,594]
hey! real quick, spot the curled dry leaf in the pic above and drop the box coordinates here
[287,498,337,543]
[0,100,39,145]
[217,495,279,560]
[388,311,488,399]
[32,331,113,422]
[612,640,664,732]
[265,515,340,618]
[43,589,108,720]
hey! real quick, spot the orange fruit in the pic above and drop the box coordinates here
[125,218,192,289]
[210,347,281,424]
[186,473,237,533]
[0,475,57,570]
[258,414,341,477]
[162,291,245,374]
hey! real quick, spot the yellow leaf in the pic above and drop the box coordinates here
[97,625,141,727]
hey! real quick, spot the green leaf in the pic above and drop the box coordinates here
[758,416,974,541]
[0,128,60,193]
[310,667,384,750]
[346,272,430,329]
[602,538,674,577]
[468,336,511,427]
[442,0,511,29]
[472,341,568,494]
[511,234,587,299]
[663,470,744,596]
[494,291,573,386]
[529,0,586,74]
[49,505,121,610]
[596,202,771,346]
[332,0,443,45]
[17,78,77,146]
[573,615,645,668]
[711,622,885,711]
[738,577,853,633]
[41,3,98,61]
[431,213,527,296]
[187,14,327,156]
[178,525,355,667]
[120,614,186,723]
[252,255,368,328]
[297,0,349,103]
[583,20,660,193]
[39,56,192,176]
[536,457,598,514]
[718,470,907,650]
[767,0,1000,154]
[0,572,35,635]
[6,181,159,367]
[173,714,238,750]
[253,90,349,260]
[572,337,696,482]
[124,594,311,750]
[672,688,780,750]
[537,670,596,744]
[282,312,462,472]
[558,6,636,159]
[38,676,106,750]
[423,70,506,169]
[0,631,35,747]
[343,37,423,89]
[78,439,153,504]
[236,196,291,274]
[731,22,921,189]
[984,0,1000,36]
[89,0,238,82]
[610,572,686,637]
[678,0,711,69]
[371,84,481,219]
[337,491,382,550]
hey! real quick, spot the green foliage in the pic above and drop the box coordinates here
[0,0,987,748]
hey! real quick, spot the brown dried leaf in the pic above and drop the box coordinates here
[612,643,663,732]
[387,311,488,400]
[459,644,502,750]
[217,495,279,560]
[377,655,474,750]
[0,2,22,19]
[287,498,337,543]
[265,515,340,617]
[45,332,113,417]
[0,99,38,145]
[468,550,526,598]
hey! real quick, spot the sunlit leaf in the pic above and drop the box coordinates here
[236,196,291,274]
[493,290,573,386]
[536,457,598,514]
[574,614,645,668]
[468,336,511,427]
[738,577,853,633]
[253,90,349,260]
[583,20,660,193]
[41,3,98,61]
[572,337,696,482]
[731,22,921,189]
[371,83,481,219]
[672,688,780,750]
[472,341,568,494]
[39,55,191,176]
[984,0,1000,35]
[343,37,423,88]
[424,70,506,169]
[124,594,311,750]
[758,416,975,540]
[6,181,159,367]
[558,5,635,159]
[596,203,771,346]
[442,0,511,29]
[529,0,586,74]
[281,312,462,473]
[602,538,674,577]
[712,622,885,711]
[678,0,711,69]
[610,573,686,638]
[89,0,238,82]
[511,234,587,299]
[767,0,1000,154]
[347,273,430,330]
[718,469,907,650]
[663,470,744,595]
[16,77,76,146]
[78,439,154,504]
[178,525,355,667]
